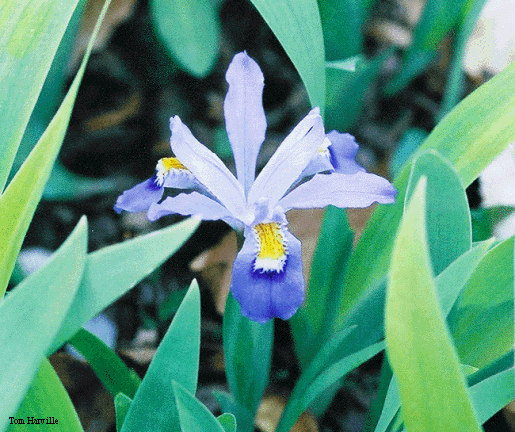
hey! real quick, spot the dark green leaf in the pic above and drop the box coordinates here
[114,393,132,432]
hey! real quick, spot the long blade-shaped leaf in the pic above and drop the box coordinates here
[223,293,273,430]
[0,0,112,296]
[337,61,515,325]
[121,280,201,432]
[12,358,83,432]
[0,218,87,431]
[50,217,199,353]
[0,0,80,190]
[249,0,325,114]
[385,178,481,432]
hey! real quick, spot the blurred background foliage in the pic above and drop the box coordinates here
[7,0,514,430]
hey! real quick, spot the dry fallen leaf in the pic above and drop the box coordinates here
[255,395,319,432]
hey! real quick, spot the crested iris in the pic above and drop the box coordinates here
[115,52,396,323]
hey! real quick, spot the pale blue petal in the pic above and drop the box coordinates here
[147,192,235,223]
[162,170,198,189]
[279,172,397,211]
[327,131,365,174]
[248,108,325,208]
[114,178,163,214]
[224,52,267,195]
[169,116,250,222]
[230,225,304,323]
[298,152,334,179]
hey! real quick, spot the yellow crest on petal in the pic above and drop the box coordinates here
[253,222,287,273]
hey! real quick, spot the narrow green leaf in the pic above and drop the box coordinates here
[390,128,428,178]
[0,0,80,190]
[217,413,237,432]
[173,382,225,432]
[149,0,220,77]
[325,50,390,130]
[468,350,514,387]
[317,0,362,60]
[385,178,481,432]
[68,328,140,398]
[223,293,273,428]
[213,391,254,432]
[470,367,515,424]
[277,341,384,432]
[114,393,132,432]
[439,0,487,118]
[10,359,83,432]
[0,0,111,296]
[336,62,515,325]
[0,218,87,432]
[405,151,471,274]
[249,0,325,114]
[121,280,201,432]
[50,217,199,353]
[449,238,514,367]
[292,206,353,366]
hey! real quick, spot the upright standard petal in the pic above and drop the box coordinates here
[326,131,365,174]
[279,171,397,211]
[169,116,250,222]
[147,191,234,221]
[114,178,164,214]
[248,108,325,208]
[230,222,304,323]
[224,52,267,195]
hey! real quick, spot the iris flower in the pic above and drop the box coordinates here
[115,52,396,323]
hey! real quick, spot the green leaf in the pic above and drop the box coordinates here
[50,217,199,353]
[449,238,514,368]
[385,178,482,432]
[173,382,225,432]
[439,0,488,118]
[405,151,471,274]
[213,391,254,432]
[149,0,220,77]
[0,0,80,190]
[385,0,470,94]
[318,0,363,60]
[325,50,390,130]
[121,280,201,432]
[9,359,83,432]
[292,206,353,366]
[336,61,515,325]
[217,413,237,432]
[114,393,132,432]
[68,328,140,398]
[389,128,428,177]
[0,218,87,432]
[277,341,385,432]
[223,293,273,429]
[0,0,111,296]
[249,0,325,114]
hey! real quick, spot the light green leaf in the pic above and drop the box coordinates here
[68,328,140,398]
[0,0,80,190]
[405,151,471,274]
[213,391,254,432]
[9,359,83,432]
[0,218,87,432]
[249,0,325,114]
[50,217,199,353]
[149,0,220,77]
[223,293,273,430]
[385,178,481,432]
[0,0,111,296]
[114,393,132,432]
[173,382,225,432]
[121,280,201,432]
[449,238,514,367]
[217,413,237,432]
[336,61,515,325]
[277,341,384,432]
